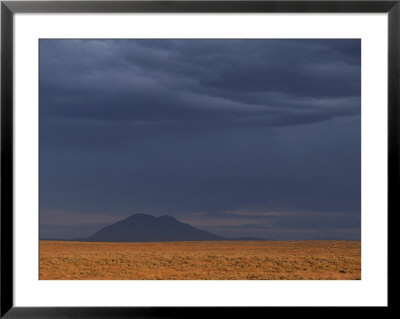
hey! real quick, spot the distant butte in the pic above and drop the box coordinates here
[85,213,265,242]
[86,213,226,242]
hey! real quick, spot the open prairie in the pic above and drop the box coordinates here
[39,240,360,280]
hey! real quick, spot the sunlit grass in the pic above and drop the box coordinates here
[39,240,361,280]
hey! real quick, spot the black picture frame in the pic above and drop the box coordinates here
[1,0,395,317]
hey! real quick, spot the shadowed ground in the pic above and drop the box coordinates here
[39,240,361,280]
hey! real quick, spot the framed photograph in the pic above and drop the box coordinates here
[1,0,394,316]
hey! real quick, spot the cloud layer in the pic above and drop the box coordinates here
[40,39,361,240]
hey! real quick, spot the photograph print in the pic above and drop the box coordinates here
[39,39,361,280]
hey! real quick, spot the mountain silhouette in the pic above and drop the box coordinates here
[86,213,227,242]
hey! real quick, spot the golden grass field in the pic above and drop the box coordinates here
[39,240,360,280]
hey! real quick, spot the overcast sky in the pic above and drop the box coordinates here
[39,39,361,240]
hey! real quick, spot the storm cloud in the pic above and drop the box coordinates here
[39,39,361,240]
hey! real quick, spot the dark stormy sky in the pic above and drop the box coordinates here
[39,39,361,240]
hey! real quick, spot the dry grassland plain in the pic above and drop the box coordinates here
[39,240,360,280]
